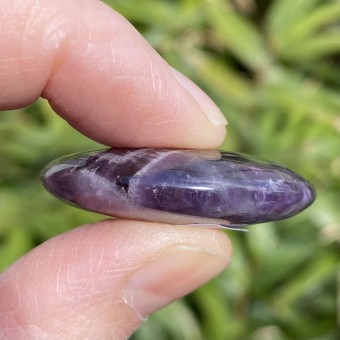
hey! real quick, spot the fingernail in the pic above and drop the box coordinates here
[171,67,228,126]
[122,245,229,319]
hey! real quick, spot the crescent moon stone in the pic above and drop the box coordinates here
[40,149,315,228]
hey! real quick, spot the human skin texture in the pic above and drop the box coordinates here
[0,0,231,339]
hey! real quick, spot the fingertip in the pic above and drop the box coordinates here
[170,67,228,127]
[0,220,231,339]
[0,0,227,149]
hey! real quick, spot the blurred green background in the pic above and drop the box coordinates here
[1,0,339,339]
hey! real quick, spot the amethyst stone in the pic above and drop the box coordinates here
[40,149,315,228]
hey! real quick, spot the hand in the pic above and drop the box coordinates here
[0,1,231,339]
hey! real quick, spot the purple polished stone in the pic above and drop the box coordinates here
[40,148,315,228]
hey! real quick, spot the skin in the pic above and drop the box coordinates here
[0,1,232,339]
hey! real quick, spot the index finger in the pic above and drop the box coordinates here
[0,0,227,148]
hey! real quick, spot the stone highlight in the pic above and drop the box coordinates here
[41,149,315,228]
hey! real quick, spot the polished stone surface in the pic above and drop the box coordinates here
[41,148,315,228]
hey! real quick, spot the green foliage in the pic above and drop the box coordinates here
[1,0,339,339]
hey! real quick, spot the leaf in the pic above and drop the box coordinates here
[281,28,340,61]
[289,2,340,43]
[204,0,269,71]
[267,0,322,40]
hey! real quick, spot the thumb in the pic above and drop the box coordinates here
[0,221,231,339]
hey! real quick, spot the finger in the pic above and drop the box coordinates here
[0,0,227,148]
[0,220,232,339]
